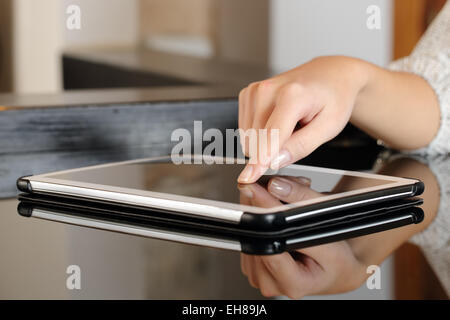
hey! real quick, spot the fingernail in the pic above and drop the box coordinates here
[238,164,254,183]
[270,149,292,170]
[238,186,253,198]
[269,178,292,197]
[295,177,311,186]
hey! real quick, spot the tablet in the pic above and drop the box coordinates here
[17,155,424,230]
[17,199,424,255]
[17,193,424,237]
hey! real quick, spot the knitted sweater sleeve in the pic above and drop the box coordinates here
[388,2,450,155]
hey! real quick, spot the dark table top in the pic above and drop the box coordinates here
[0,149,448,299]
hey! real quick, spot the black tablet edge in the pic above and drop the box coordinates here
[17,177,33,193]
[240,181,424,230]
[18,192,423,238]
[17,176,424,231]
[283,206,424,252]
[17,201,423,256]
[18,196,424,242]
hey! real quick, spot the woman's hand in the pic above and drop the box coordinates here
[237,55,440,184]
[237,56,368,183]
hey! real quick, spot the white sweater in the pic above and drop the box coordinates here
[388,3,450,295]
[389,1,450,155]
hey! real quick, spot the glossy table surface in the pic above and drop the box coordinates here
[0,148,448,299]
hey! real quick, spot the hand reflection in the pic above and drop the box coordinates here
[238,176,364,299]
[237,157,442,299]
[240,243,365,299]
[238,176,321,208]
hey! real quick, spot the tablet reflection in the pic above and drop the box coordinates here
[240,155,450,299]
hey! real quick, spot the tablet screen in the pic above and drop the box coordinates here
[45,159,396,209]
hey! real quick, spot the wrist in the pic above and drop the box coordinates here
[348,57,373,103]
[350,59,380,123]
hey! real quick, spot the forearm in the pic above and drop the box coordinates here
[351,60,441,150]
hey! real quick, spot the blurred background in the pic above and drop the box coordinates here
[0,0,445,94]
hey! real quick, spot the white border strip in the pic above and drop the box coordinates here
[32,209,242,251]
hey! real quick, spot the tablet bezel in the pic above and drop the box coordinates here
[17,155,422,226]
